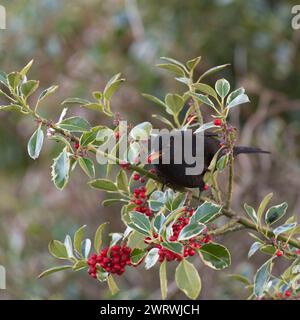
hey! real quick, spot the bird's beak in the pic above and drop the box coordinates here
[187,115,197,125]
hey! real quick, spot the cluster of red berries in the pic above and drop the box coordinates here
[153,244,196,263]
[131,185,152,217]
[87,244,132,279]
[169,216,191,242]
[276,248,300,258]
[156,244,185,262]
[275,290,294,299]
[143,208,213,263]
[133,172,145,183]
[169,211,212,247]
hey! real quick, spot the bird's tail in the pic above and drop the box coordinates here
[233,146,270,155]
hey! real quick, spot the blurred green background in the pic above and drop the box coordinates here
[0,0,299,300]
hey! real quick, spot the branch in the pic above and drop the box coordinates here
[222,208,300,249]
[209,219,244,237]
[225,152,234,210]
[20,100,300,250]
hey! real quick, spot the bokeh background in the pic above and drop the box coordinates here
[0,0,299,300]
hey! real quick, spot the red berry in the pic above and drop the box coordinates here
[202,235,212,243]
[296,249,300,255]
[276,250,283,257]
[214,119,222,126]
[74,142,80,150]
[285,290,291,297]
[111,245,120,252]
[145,209,152,216]
[102,257,110,264]
[139,192,146,199]
[184,218,190,225]
[133,173,140,181]
[188,249,195,256]
[115,131,120,140]
[203,184,209,190]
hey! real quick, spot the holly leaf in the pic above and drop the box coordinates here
[145,248,160,270]
[265,202,288,225]
[215,79,230,98]
[74,225,87,256]
[38,85,59,103]
[79,157,95,178]
[94,223,108,253]
[27,124,44,160]
[130,248,147,265]
[48,240,68,259]
[58,116,90,132]
[38,265,72,279]
[198,243,231,270]
[191,201,222,224]
[107,274,120,295]
[129,212,151,236]
[51,147,70,190]
[254,258,274,297]
[160,260,168,300]
[88,179,118,192]
[178,223,206,241]
[175,260,201,300]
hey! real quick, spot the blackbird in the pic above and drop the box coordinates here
[151,131,270,190]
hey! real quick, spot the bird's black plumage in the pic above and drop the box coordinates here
[152,131,269,189]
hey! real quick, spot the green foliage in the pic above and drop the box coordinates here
[159,260,168,300]
[177,223,206,241]
[175,260,201,300]
[51,147,70,190]
[265,202,288,225]
[198,243,231,270]
[253,258,274,298]
[27,124,44,160]
[1,57,300,301]
[190,201,222,224]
